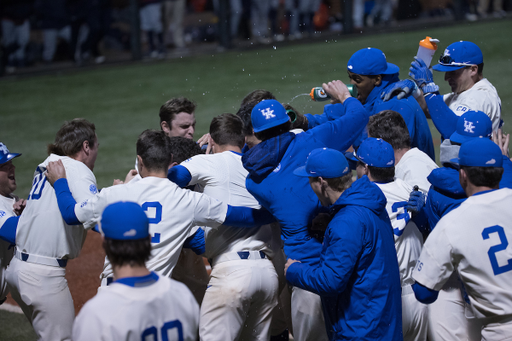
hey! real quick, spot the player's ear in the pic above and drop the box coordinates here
[169,161,178,169]
[82,140,90,154]
[459,168,468,189]
[374,75,383,87]
[161,121,171,135]
[137,155,144,173]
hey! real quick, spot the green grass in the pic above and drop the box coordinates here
[1,19,511,198]
[0,309,37,340]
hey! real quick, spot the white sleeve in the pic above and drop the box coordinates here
[412,225,455,291]
[75,188,111,230]
[0,200,15,227]
[72,304,105,341]
[66,166,98,204]
[181,155,212,187]
[191,191,227,228]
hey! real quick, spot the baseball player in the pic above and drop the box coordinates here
[412,137,512,340]
[45,130,274,286]
[5,119,99,341]
[160,97,196,139]
[0,143,24,305]
[349,138,427,340]
[72,201,200,341]
[366,110,438,194]
[169,113,279,341]
[286,147,402,340]
[243,82,369,341]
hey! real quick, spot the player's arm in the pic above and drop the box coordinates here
[167,165,192,188]
[286,220,362,296]
[412,281,439,304]
[0,215,19,245]
[182,228,205,255]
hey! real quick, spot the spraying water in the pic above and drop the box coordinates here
[289,93,310,103]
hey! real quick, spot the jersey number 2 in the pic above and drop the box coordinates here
[28,167,47,200]
[141,320,183,341]
[482,225,512,276]
[142,201,162,243]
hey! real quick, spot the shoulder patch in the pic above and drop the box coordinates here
[273,164,282,173]
[0,211,5,218]
[89,184,98,194]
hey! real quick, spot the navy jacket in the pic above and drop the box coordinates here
[286,176,403,341]
[243,97,369,264]
[306,74,435,161]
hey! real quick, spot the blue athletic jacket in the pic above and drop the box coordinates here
[286,176,403,341]
[242,97,369,264]
[425,156,512,230]
[306,74,435,161]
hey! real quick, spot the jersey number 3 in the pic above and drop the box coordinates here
[141,320,183,341]
[482,225,512,276]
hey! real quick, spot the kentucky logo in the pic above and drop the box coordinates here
[443,49,450,57]
[261,108,275,119]
[464,120,475,133]
[89,184,98,194]
[0,144,9,155]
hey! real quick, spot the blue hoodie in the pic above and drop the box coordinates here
[243,97,369,264]
[306,74,435,161]
[286,176,403,341]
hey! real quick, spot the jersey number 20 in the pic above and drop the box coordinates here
[141,320,183,341]
[482,225,512,276]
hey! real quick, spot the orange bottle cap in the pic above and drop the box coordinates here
[309,88,315,100]
[419,36,438,50]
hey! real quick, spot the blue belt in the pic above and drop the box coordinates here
[14,248,68,268]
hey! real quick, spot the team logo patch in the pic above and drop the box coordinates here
[464,120,475,133]
[0,144,8,154]
[273,164,281,173]
[261,108,275,120]
[0,211,5,218]
[486,159,496,165]
[348,65,353,70]
[123,229,137,237]
[89,184,98,194]
[443,48,450,57]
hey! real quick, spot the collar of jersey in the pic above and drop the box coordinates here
[472,188,498,197]
[115,271,159,287]
[228,150,242,156]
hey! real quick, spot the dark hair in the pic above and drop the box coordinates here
[136,130,173,172]
[103,237,151,267]
[254,121,292,141]
[47,119,96,156]
[477,63,484,75]
[310,172,353,192]
[241,90,275,107]
[159,97,196,127]
[367,165,395,183]
[460,165,503,188]
[283,104,307,130]
[236,102,257,136]
[168,136,203,164]
[210,113,245,149]
[367,110,411,150]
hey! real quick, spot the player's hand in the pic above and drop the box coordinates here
[380,79,422,101]
[45,160,67,186]
[492,128,510,157]
[323,80,351,104]
[409,57,433,86]
[197,133,210,148]
[406,188,426,214]
[284,259,301,276]
[124,169,138,183]
[13,198,26,215]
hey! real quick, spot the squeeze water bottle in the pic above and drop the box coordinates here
[416,36,440,67]
[310,85,358,101]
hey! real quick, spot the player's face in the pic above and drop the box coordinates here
[347,71,378,104]
[0,160,17,197]
[309,177,330,207]
[444,66,475,94]
[168,112,196,140]
[356,162,367,179]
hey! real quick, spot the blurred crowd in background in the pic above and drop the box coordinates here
[0,0,510,73]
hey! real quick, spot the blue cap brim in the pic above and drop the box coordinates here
[0,153,21,165]
[252,115,290,133]
[293,166,312,177]
[344,152,358,170]
[382,63,400,75]
[449,131,470,145]
[432,64,465,72]
[449,157,460,165]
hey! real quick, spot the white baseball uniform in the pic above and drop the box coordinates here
[73,272,199,341]
[444,78,502,133]
[6,154,97,341]
[376,178,428,341]
[73,176,227,284]
[180,151,279,341]
[395,147,438,194]
[413,188,512,340]
[0,194,16,301]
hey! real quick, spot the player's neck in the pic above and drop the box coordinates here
[394,147,410,165]
[140,168,167,179]
[214,144,242,154]
[113,264,151,280]
[465,184,497,197]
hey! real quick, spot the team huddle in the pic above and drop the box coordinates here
[1,39,511,341]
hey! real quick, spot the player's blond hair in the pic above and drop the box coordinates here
[47,118,96,157]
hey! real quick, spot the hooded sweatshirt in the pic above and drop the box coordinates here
[286,176,402,341]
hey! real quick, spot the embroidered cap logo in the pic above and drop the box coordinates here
[464,120,475,134]
[261,108,275,120]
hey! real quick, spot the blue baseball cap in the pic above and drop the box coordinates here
[251,99,290,133]
[433,41,483,72]
[100,202,150,240]
[451,137,503,167]
[0,143,21,165]
[450,110,492,144]
[347,48,400,76]
[355,138,395,168]
[294,148,350,178]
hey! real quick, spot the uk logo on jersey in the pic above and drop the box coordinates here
[261,108,275,120]
[0,211,5,218]
[464,120,475,133]
[89,184,98,194]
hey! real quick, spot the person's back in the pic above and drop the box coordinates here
[74,274,199,341]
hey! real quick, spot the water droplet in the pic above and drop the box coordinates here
[273,46,276,50]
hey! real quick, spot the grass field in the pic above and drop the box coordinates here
[0,18,511,341]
